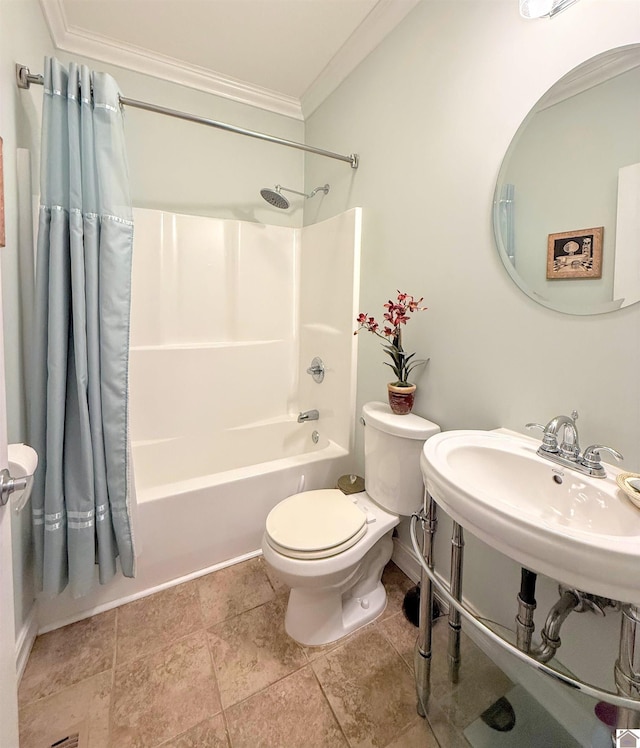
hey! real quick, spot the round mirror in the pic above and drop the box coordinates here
[493,45,640,315]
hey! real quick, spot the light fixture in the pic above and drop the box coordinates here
[519,0,580,18]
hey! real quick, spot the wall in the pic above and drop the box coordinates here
[304,0,640,729]
[1,5,304,651]
[0,0,55,655]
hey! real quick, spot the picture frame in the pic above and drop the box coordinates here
[546,227,603,280]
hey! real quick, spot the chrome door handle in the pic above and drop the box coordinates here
[0,469,27,507]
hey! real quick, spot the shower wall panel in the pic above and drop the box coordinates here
[129,208,299,442]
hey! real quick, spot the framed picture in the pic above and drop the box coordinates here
[546,227,603,280]
[0,137,5,248]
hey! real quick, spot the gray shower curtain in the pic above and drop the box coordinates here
[30,57,136,598]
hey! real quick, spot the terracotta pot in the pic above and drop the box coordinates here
[387,383,416,415]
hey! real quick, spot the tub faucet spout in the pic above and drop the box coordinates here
[298,409,319,423]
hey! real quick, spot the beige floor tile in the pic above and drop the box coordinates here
[380,562,415,620]
[377,610,418,671]
[111,631,221,748]
[197,557,275,626]
[19,670,112,748]
[424,700,471,748]
[19,609,116,705]
[301,620,378,663]
[116,580,203,664]
[226,667,347,748]
[159,714,230,747]
[427,621,512,732]
[383,717,441,748]
[312,627,418,748]
[207,596,307,707]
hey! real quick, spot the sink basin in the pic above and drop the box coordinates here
[421,428,640,604]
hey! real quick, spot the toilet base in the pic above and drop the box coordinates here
[282,532,394,646]
[285,580,387,646]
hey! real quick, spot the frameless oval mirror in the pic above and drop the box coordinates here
[493,45,640,315]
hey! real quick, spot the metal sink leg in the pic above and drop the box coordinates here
[615,604,640,731]
[415,493,437,717]
[448,521,465,684]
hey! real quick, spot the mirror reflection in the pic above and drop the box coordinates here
[493,45,640,315]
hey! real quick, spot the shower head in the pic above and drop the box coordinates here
[260,186,290,210]
[260,183,330,210]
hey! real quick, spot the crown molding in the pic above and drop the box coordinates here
[38,0,417,122]
[539,45,640,110]
[301,0,419,118]
[38,0,304,120]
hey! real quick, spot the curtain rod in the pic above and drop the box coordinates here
[16,64,359,169]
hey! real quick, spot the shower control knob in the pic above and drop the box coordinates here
[306,357,325,383]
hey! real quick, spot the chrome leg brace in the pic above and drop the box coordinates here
[415,492,437,717]
[615,604,640,731]
[448,521,465,683]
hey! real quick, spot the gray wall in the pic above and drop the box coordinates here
[1,0,303,642]
[305,0,640,691]
[0,0,55,644]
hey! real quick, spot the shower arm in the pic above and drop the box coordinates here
[276,184,330,199]
[16,64,359,169]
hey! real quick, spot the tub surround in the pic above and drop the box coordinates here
[36,207,361,632]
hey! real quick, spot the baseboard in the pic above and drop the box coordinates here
[391,538,449,613]
[16,603,38,683]
[391,537,421,584]
[37,548,263,634]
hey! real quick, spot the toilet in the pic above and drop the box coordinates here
[261,401,440,646]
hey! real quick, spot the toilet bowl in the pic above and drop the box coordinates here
[262,402,440,646]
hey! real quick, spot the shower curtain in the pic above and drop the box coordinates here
[29,58,136,598]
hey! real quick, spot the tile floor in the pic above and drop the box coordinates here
[18,558,511,748]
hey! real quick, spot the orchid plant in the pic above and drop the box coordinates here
[355,291,428,387]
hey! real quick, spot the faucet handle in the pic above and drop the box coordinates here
[525,422,546,432]
[526,422,558,453]
[580,444,623,477]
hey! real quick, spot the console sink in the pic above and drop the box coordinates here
[421,429,640,604]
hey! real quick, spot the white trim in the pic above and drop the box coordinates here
[38,0,303,120]
[539,46,640,110]
[301,0,419,117]
[391,536,421,584]
[39,0,418,121]
[15,604,38,683]
[37,548,262,634]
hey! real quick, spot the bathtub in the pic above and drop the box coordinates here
[37,428,352,632]
[132,421,352,585]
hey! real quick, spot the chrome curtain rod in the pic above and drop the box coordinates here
[16,64,359,169]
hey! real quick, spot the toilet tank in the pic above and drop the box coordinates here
[363,401,440,515]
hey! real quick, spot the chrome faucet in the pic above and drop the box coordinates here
[298,409,319,423]
[526,410,623,478]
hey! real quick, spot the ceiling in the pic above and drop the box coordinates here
[39,0,420,119]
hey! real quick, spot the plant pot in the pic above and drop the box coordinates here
[387,383,417,415]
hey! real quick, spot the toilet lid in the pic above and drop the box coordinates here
[266,489,367,556]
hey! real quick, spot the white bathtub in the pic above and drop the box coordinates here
[132,426,352,586]
[37,432,352,632]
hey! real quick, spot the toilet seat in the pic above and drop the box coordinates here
[265,489,368,560]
